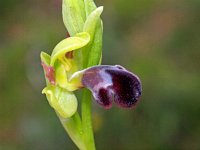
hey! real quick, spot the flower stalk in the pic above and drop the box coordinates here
[58,112,87,150]
[82,89,96,150]
[40,0,141,149]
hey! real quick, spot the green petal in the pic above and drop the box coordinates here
[50,32,90,66]
[42,86,78,118]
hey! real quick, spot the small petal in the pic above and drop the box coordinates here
[40,52,56,85]
[41,62,56,85]
[82,65,142,108]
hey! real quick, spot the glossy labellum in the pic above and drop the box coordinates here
[82,65,142,109]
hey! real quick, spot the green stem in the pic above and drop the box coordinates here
[58,112,87,150]
[81,89,96,150]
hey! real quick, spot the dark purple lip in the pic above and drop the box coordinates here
[82,65,142,109]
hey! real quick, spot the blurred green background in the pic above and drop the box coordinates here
[1,0,200,149]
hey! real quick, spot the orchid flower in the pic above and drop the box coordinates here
[40,0,141,150]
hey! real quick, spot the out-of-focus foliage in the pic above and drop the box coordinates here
[0,0,200,149]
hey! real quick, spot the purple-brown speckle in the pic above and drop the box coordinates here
[65,51,74,59]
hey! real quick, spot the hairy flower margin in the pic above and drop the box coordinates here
[40,0,141,149]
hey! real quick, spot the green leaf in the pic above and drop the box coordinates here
[83,6,103,41]
[62,0,86,36]
[42,86,78,118]
[84,0,97,16]
[82,14,103,67]
[50,32,90,66]
[87,21,103,67]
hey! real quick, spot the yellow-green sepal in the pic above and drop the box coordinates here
[50,32,90,67]
[42,85,78,118]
